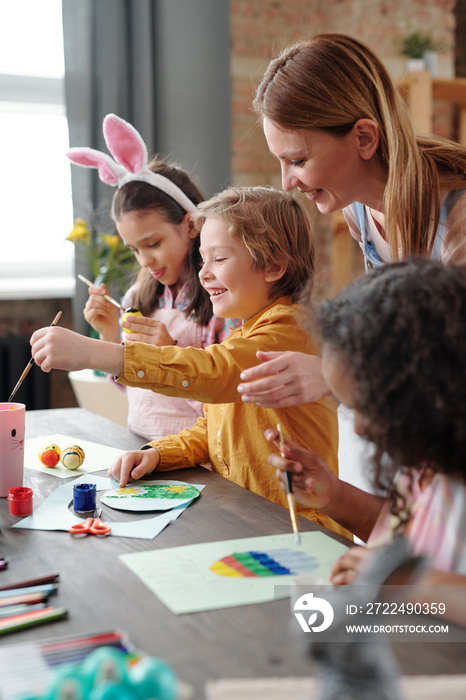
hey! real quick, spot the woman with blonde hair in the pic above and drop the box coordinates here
[237,33,466,408]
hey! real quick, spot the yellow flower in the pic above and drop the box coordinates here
[67,218,91,243]
[101,233,120,249]
[116,487,146,496]
[166,485,190,494]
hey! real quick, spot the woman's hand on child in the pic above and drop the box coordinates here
[238,351,329,408]
[107,447,161,487]
[265,428,338,511]
[329,545,372,586]
[83,283,121,342]
[121,316,176,346]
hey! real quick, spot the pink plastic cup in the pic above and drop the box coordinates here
[0,403,25,497]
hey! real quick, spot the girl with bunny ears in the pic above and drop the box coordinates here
[68,114,238,440]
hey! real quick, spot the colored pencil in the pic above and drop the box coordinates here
[277,423,301,545]
[0,591,50,608]
[41,630,135,666]
[0,602,47,619]
[0,606,67,636]
[0,584,56,599]
[78,274,122,309]
[0,573,59,592]
[8,310,62,401]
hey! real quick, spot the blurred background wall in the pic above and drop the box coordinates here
[2,0,462,409]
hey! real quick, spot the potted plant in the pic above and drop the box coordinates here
[399,30,441,74]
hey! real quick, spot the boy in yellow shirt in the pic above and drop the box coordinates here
[31,186,348,537]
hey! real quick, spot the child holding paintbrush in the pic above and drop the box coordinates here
[31,185,350,538]
[68,114,237,441]
[268,259,466,623]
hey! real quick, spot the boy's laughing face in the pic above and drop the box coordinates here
[199,217,276,321]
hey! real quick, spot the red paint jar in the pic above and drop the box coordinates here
[8,487,33,516]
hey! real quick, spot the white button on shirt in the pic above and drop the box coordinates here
[137,370,145,378]
[182,380,189,387]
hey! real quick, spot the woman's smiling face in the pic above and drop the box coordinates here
[263,117,376,214]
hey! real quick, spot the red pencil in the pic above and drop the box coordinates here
[0,574,59,592]
[0,592,49,608]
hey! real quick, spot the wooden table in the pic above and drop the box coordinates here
[1,409,465,699]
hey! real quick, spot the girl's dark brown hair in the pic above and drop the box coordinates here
[316,258,466,522]
[112,158,212,324]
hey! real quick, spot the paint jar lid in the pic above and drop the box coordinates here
[8,487,33,516]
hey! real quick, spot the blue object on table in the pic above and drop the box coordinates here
[73,483,96,513]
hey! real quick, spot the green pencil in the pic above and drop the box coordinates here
[0,606,68,635]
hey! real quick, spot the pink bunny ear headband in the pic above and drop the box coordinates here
[67,113,197,213]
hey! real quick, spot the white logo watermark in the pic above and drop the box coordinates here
[293,592,334,633]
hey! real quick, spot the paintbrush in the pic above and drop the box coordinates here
[78,274,122,309]
[8,311,62,402]
[277,423,301,545]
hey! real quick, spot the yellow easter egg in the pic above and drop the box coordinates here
[61,445,85,470]
[38,443,61,468]
[121,307,143,333]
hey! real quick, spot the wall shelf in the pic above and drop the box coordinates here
[398,71,466,144]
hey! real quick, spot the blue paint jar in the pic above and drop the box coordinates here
[73,483,96,513]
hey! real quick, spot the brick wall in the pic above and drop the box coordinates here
[230,0,457,297]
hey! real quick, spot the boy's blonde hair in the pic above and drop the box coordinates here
[191,186,315,304]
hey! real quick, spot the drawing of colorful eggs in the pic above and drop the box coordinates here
[61,445,85,470]
[121,308,143,333]
[38,443,61,468]
[210,548,318,577]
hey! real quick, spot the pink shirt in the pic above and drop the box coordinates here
[121,282,237,440]
[368,470,466,574]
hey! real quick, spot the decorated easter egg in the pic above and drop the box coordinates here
[121,308,143,333]
[61,445,85,470]
[38,443,61,468]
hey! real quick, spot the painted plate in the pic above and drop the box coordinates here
[100,480,200,512]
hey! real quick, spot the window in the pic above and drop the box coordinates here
[0,0,74,298]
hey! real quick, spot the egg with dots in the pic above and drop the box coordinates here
[121,307,143,333]
[61,445,85,470]
[38,443,61,468]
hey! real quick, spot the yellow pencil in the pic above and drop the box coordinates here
[277,423,301,545]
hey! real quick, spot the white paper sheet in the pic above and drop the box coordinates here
[25,434,125,478]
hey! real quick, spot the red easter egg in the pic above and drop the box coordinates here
[38,443,61,468]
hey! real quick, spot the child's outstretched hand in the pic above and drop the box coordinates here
[31,326,125,375]
[121,315,177,346]
[83,283,120,342]
[329,545,372,586]
[108,447,161,487]
[31,326,97,372]
[265,428,338,512]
